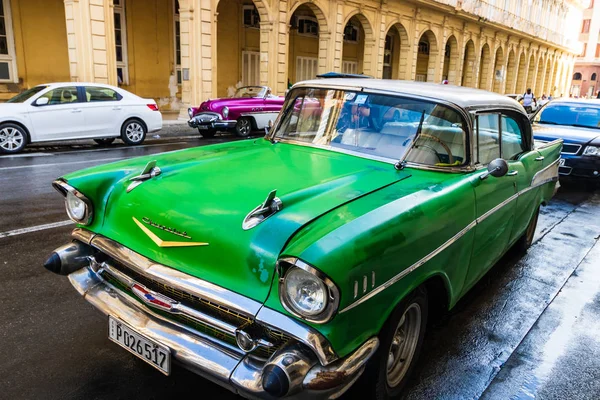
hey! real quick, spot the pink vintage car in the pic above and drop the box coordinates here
[188,86,284,138]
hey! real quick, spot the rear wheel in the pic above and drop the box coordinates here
[121,119,146,145]
[198,128,216,138]
[0,123,28,154]
[514,206,539,253]
[235,117,253,137]
[358,287,428,399]
[93,138,116,146]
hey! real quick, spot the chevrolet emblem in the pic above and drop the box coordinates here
[132,217,208,247]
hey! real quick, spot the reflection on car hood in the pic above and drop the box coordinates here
[533,124,600,145]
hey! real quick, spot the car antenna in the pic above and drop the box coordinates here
[395,110,426,170]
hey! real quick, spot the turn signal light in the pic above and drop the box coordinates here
[147,104,159,111]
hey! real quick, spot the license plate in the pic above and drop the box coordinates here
[198,125,208,130]
[559,158,565,166]
[108,316,171,375]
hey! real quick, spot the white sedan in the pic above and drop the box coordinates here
[0,82,162,154]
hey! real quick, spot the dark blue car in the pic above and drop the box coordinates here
[532,99,600,184]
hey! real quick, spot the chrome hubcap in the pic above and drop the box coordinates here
[125,123,144,142]
[238,119,250,135]
[0,127,24,151]
[386,303,421,388]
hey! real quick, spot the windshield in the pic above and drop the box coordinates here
[533,103,600,129]
[234,86,266,98]
[7,86,48,103]
[273,88,467,166]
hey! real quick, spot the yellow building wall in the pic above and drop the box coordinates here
[121,0,175,106]
[10,0,70,92]
[287,32,319,84]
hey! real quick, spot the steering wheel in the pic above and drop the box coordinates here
[415,133,454,164]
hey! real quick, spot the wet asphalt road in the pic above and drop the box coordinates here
[0,137,599,400]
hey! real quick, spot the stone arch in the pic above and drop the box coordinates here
[287,1,330,84]
[534,54,545,95]
[415,29,439,82]
[478,43,492,90]
[492,46,504,93]
[215,0,272,96]
[516,51,528,94]
[526,53,536,91]
[542,56,553,95]
[443,35,459,84]
[342,12,375,76]
[382,22,410,80]
[505,49,517,94]
[550,57,561,96]
[462,39,476,87]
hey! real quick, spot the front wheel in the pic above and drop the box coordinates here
[121,119,146,145]
[359,287,428,399]
[235,117,253,137]
[0,123,28,154]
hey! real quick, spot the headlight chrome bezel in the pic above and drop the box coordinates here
[583,146,600,156]
[221,106,229,119]
[278,257,340,324]
[188,107,194,119]
[52,180,93,225]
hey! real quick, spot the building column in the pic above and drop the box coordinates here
[545,55,557,95]
[64,0,117,85]
[330,4,344,73]
[178,0,213,119]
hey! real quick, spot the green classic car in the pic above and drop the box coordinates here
[45,79,562,399]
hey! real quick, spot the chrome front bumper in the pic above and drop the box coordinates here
[188,112,236,130]
[57,232,378,399]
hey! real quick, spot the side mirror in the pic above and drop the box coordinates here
[34,97,49,106]
[480,158,509,180]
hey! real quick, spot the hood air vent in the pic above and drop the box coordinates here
[242,189,283,230]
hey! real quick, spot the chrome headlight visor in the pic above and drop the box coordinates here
[52,179,93,225]
[278,257,340,324]
[583,146,600,156]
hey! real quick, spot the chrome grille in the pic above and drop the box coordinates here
[562,144,581,155]
[101,257,292,359]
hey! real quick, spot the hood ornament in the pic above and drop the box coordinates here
[133,217,209,247]
[242,189,283,230]
[127,160,162,192]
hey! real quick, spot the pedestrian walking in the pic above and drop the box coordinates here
[522,88,536,113]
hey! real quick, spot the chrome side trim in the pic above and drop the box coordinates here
[72,228,95,245]
[90,234,262,318]
[340,161,560,314]
[534,138,563,149]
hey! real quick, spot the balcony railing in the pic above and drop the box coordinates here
[433,0,570,48]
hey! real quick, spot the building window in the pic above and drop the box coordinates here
[243,5,260,28]
[242,51,260,86]
[296,56,318,82]
[343,23,359,43]
[174,0,181,85]
[592,73,597,81]
[114,0,128,85]
[596,43,600,58]
[0,0,17,82]
[582,43,588,57]
[296,16,318,36]
[573,72,582,80]
[582,19,591,33]
[342,60,358,74]
[384,35,393,66]
[418,41,430,55]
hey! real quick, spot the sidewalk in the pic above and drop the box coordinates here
[482,195,600,400]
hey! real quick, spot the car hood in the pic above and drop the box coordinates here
[533,123,600,144]
[65,140,407,303]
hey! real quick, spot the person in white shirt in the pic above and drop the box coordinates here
[538,94,549,107]
[522,88,536,113]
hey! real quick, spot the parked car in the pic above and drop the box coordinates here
[532,98,600,184]
[45,80,561,399]
[188,86,284,138]
[0,83,162,154]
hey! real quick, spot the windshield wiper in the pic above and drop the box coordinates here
[395,110,426,170]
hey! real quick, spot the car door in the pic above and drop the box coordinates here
[501,113,544,245]
[27,85,85,141]
[463,112,518,291]
[78,85,124,137]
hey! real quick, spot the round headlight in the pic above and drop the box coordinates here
[284,267,327,317]
[188,108,194,119]
[222,106,229,119]
[66,191,87,222]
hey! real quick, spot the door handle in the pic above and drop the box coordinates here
[535,156,544,161]
[507,170,518,176]
[71,109,82,113]
[112,107,122,111]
